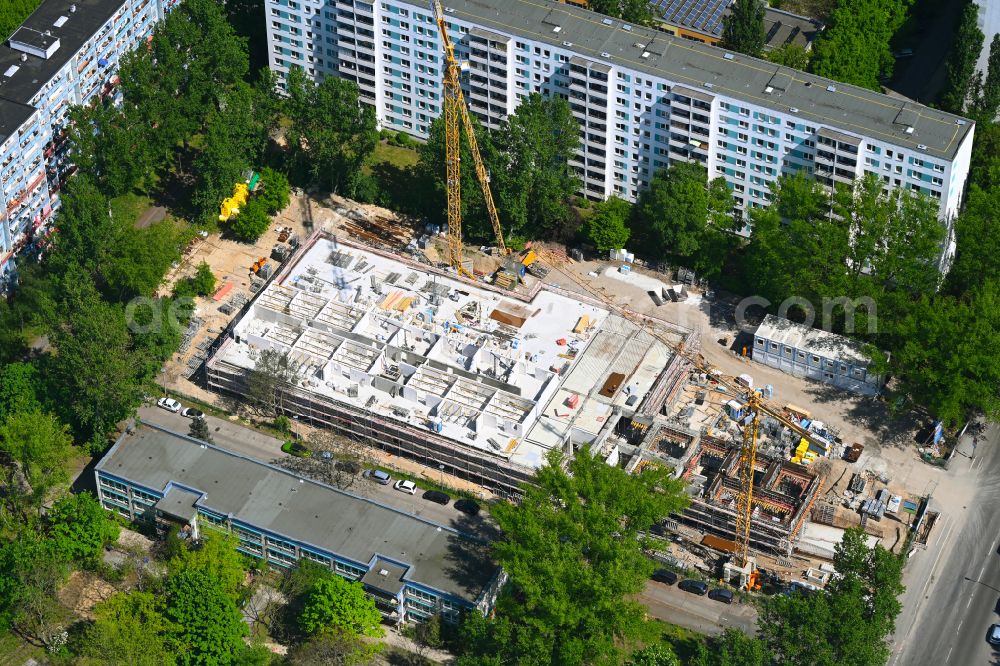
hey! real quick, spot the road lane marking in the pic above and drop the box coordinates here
[966,597,973,610]
[957,618,964,632]
[946,646,953,662]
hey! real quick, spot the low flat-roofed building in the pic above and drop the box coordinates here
[95,423,504,624]
[751,314,883,396]
[651,0,822,52]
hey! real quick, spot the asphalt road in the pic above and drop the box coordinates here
[891,423,1000,666]
[137,405,495,536]
[638,579,758,637]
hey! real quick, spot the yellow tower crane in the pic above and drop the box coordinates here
[432,0,509,278]
[532,248,820,589]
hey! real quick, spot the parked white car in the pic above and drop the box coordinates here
[157,397,182,413]
[393,479,417,495]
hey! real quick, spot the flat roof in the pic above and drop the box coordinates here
[96,423,498,603]
[427,0,972,160]
[212,236,612,467]
[754,314,871,367]
[0,98,35,143]
[0,0,123,107]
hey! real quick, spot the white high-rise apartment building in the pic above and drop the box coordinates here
[0,0,178,291]
[268,0,973,236]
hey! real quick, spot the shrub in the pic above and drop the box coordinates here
[230,197,271,243]
[258,167,291,215]
[190,261,216,296]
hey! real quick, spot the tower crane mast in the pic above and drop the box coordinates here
[432,0,508,278]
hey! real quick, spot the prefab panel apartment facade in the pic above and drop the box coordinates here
[264,0,974,234]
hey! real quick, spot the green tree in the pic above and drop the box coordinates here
[887,282,1000,424]
[480,447,690,666]
[46,176,180,301]
[743,173,848,311]
[585,196,632,252]
[190,262,217,297]
[67,103,153,198]
[188,416,214,443]
[588,0,655,25]
[169,531,249,602]
[165,569,248,665]
[46,278,151,445]
[970,33,1000,122]
[284,67,378,196]
[626,643,680,666]
[940,2,985,113]
[287,631,380,666]
[191,80,275,223]
[632,162,735,277]
[0,533,71,649]
[47,492,120,567]
[947,181,1000,294]
[760,527,904,666]
[246,348,296,416]
[492,93,582,240]
[708,628,767,666]
[0,362,41,423]
[299,575,383,638]
[0,0,41,41]
[230,197,272,242]
[809,0,907,90]
[77,591,175,666]
[767,43,811,70]
[0,410,74,522]
[258,166,291,215]
[721,0,766,57]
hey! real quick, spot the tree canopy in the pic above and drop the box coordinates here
[164,569,248,665]
[808,0,909,90]
[46,492,120,567]
[585,196,632,252]
[632,161,735,277]
[721,0,766,57]
[284,67,379,197]
[299,574,383,639]
[0,410,74,522]
[457,447,689,666]
[940,1,985,114]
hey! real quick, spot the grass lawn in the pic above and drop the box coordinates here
[363,140,420,176]
[0,631,45,665]
[110,192,154,226]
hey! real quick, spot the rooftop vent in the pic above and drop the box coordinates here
[552,25,561,33]
[724,53,734,60]
[764,85,774,94]
[562,40,573,47]
[70,3,76,12]
[623,24,633,31]
[602,17,613,25]
[905,126,914,134]
[642,52,650,58]
[378,568,389,576]
[444,6,454,13]
[601,51,611,58]
[956,119,967,125]
[3,65,19,77]
[917,143,927,149]
[704,82,713,88]
[53,16,68,28]
[790,107,799,113]
[826,85,836,92]
[20,53,27,62]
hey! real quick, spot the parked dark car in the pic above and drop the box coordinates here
[708,588,734,604]
[679,579,709,596]
[335,460,362,475]
[181,407,204,419]
[651,569,677,585]
[454,499,481,516]
[423,490,451,505]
